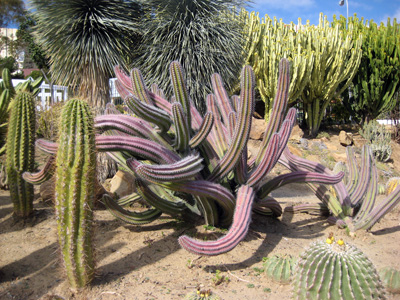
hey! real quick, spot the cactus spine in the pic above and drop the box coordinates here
[292,239,386,300]
[6,92,36,217]
[380,267,400,294]
[55,98,95,288]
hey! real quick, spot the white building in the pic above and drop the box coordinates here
[0,28,18,58]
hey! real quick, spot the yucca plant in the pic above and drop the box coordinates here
[136,0,248,114]
[283,144,400,233]
[34,59,343,255]
[30,0,143,107]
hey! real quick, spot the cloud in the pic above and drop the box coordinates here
[381,7,400,24]
[251,0,315,9]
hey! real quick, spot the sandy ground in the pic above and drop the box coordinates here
[1,134,400,300]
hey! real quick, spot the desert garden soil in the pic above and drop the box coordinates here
[1,132,400,300]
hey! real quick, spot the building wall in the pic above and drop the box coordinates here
[0,28,18,58]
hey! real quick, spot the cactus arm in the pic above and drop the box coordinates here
[127,155,203,183]
[114,65,132,90]
[36,139,59,155]
[247,134,280,188]
[178,185,255,255]
[116,193,142,207]
[102,194,162,225]
[170,61,191,128]
[130,68,153,105]
[2,68,15,97]
[171,102,190,151]
[95,136,180,164]
[189,112,214,148]
[207,66,255,182]
[135,180,187,216]
[211,73,235,126]
[348,145,371,206]
[257,171,344,200]
[148,90,172,117]
[207,94,228,156]
[255,59,290,165]
[345,146,359,194]
[253,197,282,217]
[125,94,172,133]
[94,115,172,149]
[22,155,55,185]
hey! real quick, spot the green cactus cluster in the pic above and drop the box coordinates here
[380,267,400,294]
[292,238,386,300]
[6,91,36,217]
[262,254,296,284]
[185,288,221,300]
[54,98,96,288]
[359,120,392,162]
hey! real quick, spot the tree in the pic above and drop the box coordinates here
[30,0,143,107]
[136,0,248,114]
[0,56,18,75]
[0,0,25,27]
[334,15,400,124]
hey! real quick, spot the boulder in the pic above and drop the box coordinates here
[289,124,304,143]
[249,117,267,140]
[109,170,136,198]
[339,131,353,146]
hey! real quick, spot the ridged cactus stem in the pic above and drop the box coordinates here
[6,92,36,217]
[54,98,96,288]
[178,185,255,255]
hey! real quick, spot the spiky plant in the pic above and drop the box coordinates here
[136,0,248,114]
[293,237,386,299]
[380,267,400,294]
[262,254,296,284]
[283,145,400,233]
[53,98,96,288]
[6,91,36,217]
[30,0,143,107]
[34,59,343,256]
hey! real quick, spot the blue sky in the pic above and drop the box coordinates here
[248,0,400,25]
[7,0,400,28]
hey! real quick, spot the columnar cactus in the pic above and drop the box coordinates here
[34,59,343,256]
[54,98,96,288]
[6,91,36,217]
[292,238,386,299]
[263,254,296,284]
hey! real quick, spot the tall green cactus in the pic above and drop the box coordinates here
[54,98,96,288]
[334,15,400,123]
[292,238,386,299]
[6,91,36,217]
[299,14,362,137]
[243,11,313,121]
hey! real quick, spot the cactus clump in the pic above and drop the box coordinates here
[54,98,96,288]
[6,91,36,217]
[292,238,386,300]
[185,288,221,300]
[380,267,400,294]
[360,121,392,162]
[263,254,296,284]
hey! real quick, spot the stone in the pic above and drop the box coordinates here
[289,124,304,143]
[109,170,136,198]
[249,117,266,140]
[339,131,353,146]
[287,144,303,158]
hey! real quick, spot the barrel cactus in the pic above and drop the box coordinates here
[263,254,296,284]
[380,267,400,294]
[185,288,221,300]
[292,238,386,300]
[6,91,36,217]
[54,98,96,288]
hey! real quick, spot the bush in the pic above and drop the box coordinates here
[360,120,392,162]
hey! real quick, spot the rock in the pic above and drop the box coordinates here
[299,138,309,149]
[331,152,348,163]
[249,117,266,140]
[287,144,303,158]
[289,124,304,143]
[339,131,353,146]
[109,170,136,197]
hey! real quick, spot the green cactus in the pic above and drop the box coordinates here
[262,254,296,284]
[54,98,95,288]
[243,11,313,121]
[359,121,392,162]
[184,288,221,300]
[6,91,36,217]
[386,177,400,195]
[380,267,400,294]
[334,15,400,124]
[292,239,386,300]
